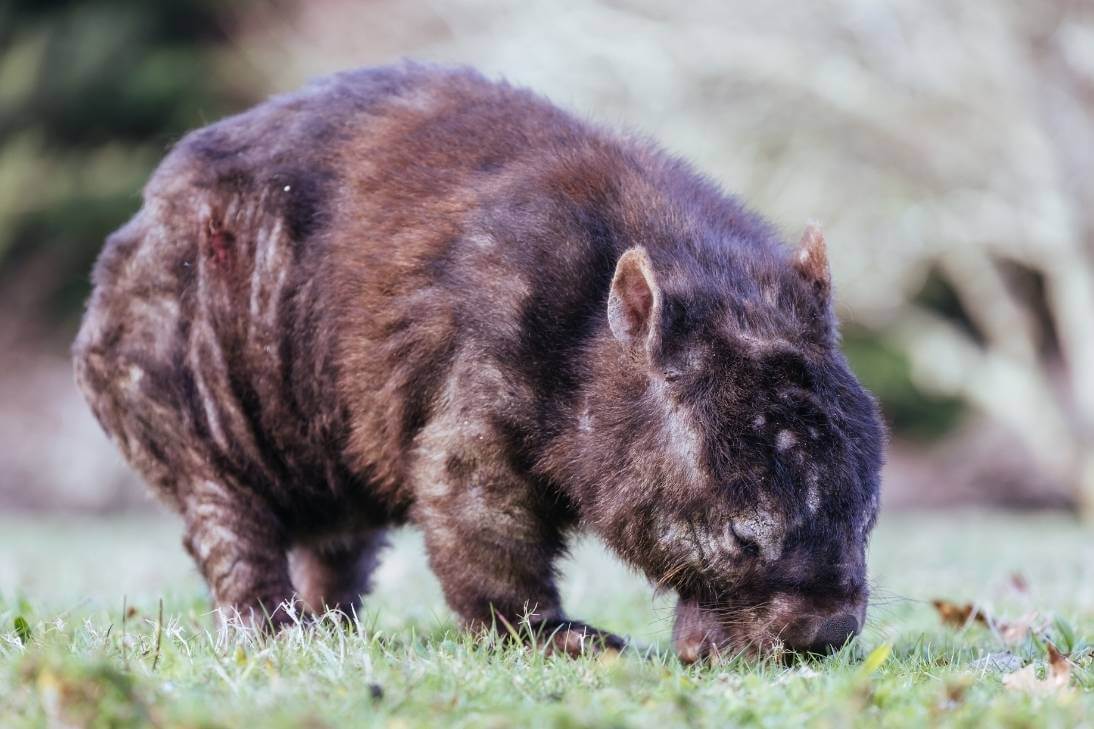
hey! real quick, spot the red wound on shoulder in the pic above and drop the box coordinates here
[203,217,234,266]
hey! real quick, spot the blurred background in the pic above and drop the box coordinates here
[2,0,1093,517]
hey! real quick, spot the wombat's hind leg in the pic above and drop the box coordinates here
[181,481,296,630]
[288,530,388,615]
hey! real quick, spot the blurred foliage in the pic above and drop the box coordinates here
[0,0,256,332]
[846,266,976,440]
[911,267,982,347]
[842,325,964,441]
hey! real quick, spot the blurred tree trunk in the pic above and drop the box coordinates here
[1027,1,1094,518]
[896,3,1094,517]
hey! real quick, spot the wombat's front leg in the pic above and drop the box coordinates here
[181,480,295,629]
[413,422,624,656]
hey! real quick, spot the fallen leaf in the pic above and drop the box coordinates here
[996,611,1045,646]
[932,599,988,628]
[939,674,973,710]
[860,642,892,675]
[1002,665,1064,697]
[1002,642,1072,697]
[931,600,1041,644]
[1047,642,1070,677]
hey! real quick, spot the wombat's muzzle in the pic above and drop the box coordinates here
[783,599,866,652]
[793,612,860,654]
[672,594,866,661]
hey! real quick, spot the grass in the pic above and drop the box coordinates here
[0,512,1091,727]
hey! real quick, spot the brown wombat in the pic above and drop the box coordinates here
[74,62,884,659]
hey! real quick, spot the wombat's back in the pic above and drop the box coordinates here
[72,62,614,525]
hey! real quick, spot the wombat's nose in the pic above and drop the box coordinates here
[807,613,859,653]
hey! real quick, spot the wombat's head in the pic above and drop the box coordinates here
[588,224,883,657]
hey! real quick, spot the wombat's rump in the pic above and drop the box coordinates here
[75,63,884,657]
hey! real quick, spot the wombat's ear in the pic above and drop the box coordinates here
[794,223,831,302]
[608,246,662,350]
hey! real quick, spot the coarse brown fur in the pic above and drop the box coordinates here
[73,62,885,658]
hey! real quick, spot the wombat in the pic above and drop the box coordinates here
[74,63,884,659]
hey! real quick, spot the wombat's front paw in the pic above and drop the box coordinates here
[672,599,730,664]
[531,619,626,657]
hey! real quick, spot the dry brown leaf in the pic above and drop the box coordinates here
[996,611,1044,646]
[1047,643,1070,676]
[1002,642,1073,697]
[931,600,1044,645]
[940,674,973,710]
[932,599,989,628]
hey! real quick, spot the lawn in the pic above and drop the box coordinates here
[1,511,1091,727]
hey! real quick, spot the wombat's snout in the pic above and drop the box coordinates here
[785,612,860,654]
[673,596,865,662]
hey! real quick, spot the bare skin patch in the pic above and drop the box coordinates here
[806,483,822,513]
[732,506,786,562]
[805,467,822,513]
[657,514,735,576]
[650,378,705,485]
[577,403,594,434]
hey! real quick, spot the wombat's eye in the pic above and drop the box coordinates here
[728,522,760,558]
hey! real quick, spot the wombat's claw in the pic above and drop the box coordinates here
[534,620,627,657]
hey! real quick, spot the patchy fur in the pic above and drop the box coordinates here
[73,63,884,656]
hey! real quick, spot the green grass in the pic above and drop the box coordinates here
[1,512,1091,727]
